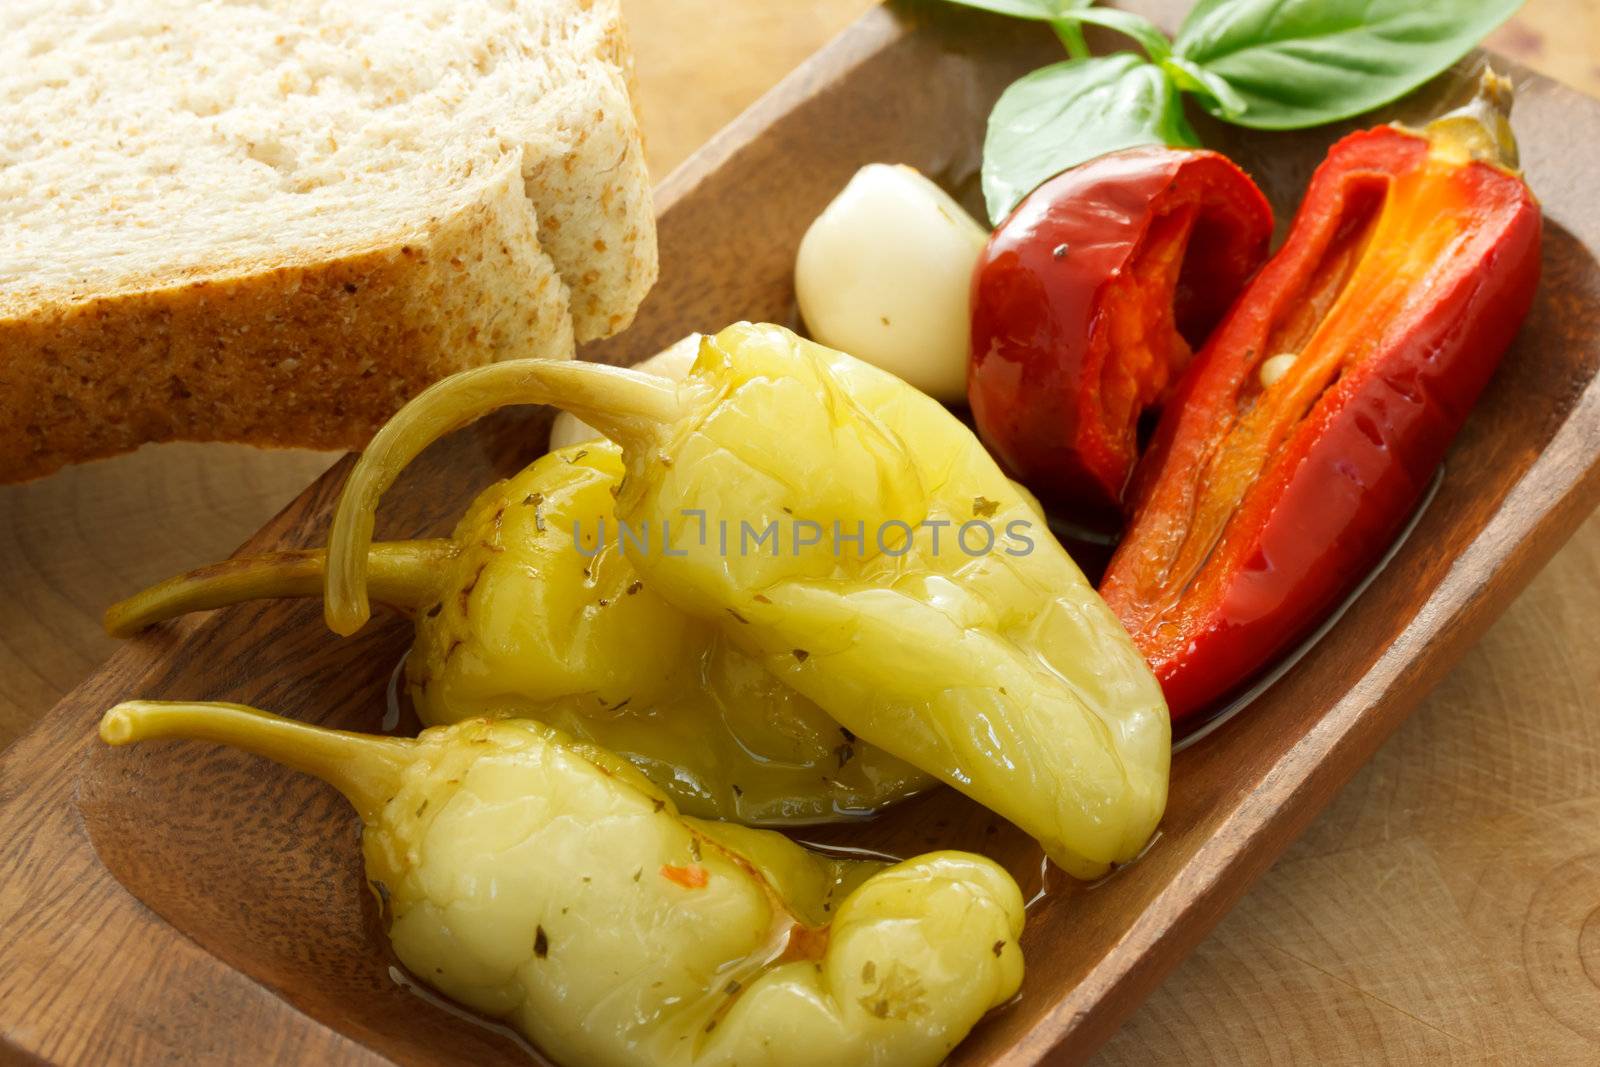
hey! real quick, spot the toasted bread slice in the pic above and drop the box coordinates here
[0,0,656,482]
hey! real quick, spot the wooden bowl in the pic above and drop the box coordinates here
[4,2,1600,1063]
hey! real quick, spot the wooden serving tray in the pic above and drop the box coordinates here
[4,3,1599,1063]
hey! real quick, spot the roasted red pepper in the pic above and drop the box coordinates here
[1100,74,1542,722]
[969,146,1273,519]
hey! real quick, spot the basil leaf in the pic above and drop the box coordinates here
[1174,0,1525,129]
[938,0,1089,22]
[1056,7,1172,61]
[983,54,1196,224]
[1161,55,1248,119]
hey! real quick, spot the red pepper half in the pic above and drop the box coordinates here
[1099,74,1542,722]
[969,146,1273,520]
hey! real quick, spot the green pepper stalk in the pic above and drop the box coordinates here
[103,440,932,827]
[105,540,457,638]
[100,702,1024,1067]
[326,323,1171,879]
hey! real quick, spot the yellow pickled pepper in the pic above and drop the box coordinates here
[99,701,1024,1067]
[327,322,1172,878]
[104,439,933,826]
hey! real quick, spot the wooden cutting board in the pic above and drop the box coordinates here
[0,2,1596,1063]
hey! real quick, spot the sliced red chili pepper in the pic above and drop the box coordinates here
[969,146,1273,520]
[1100,75,1542,723]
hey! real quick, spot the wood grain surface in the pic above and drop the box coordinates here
[0,2,1596,1064]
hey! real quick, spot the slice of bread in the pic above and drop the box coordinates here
[0,0,657,482]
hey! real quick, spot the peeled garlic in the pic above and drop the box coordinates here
[794,163,988,402]
[548,334,705,450]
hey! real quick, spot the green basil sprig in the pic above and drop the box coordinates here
[948,0,1525,223]
[983,55,1197,223]
[1174,0,1525,129]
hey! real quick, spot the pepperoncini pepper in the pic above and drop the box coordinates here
[326,322,1171,879]
[105,440,932,825]
[100,702,1024,1067]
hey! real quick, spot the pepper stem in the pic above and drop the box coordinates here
[99,701,413,821]
[1421,68,1520,172]
[326,359,690,636]
[104,540,457,638]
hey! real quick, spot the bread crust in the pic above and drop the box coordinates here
[0,0,656,483]
[0,165,576,482]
